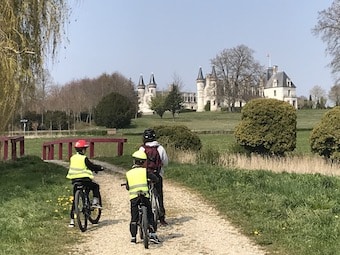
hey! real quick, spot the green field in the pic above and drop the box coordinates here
[23,109,327,159]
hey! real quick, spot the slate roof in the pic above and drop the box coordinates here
[265,71,296,89]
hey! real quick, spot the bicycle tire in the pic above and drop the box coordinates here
[88,191,102,224]
[74,189,88,232]
[141,205,149,249]
[139,209,144,240]
[151,192,160,232]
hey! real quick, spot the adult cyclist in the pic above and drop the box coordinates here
[139,128,169,225]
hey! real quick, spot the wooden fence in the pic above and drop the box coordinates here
[42,138,127,160]
[0,136,25,160]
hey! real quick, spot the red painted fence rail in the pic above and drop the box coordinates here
[0,136,25,160]
[42,138,127,160]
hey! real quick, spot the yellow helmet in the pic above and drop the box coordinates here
[132,150,147,160]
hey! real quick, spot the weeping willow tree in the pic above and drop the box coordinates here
[0,0,71,132]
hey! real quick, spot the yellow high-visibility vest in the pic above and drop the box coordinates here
[126,167,149,199]
[66,153,94,179]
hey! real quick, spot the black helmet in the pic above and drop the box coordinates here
[143,128,156,142]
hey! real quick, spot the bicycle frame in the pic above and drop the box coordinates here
[136,191,150,249]
[73,181,102,232]
[148,182,161,231]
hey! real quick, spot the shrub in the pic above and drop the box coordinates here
[310,106,340,161]
[94,92,136,128]
[153,125,202,151]
[234,98,297,156]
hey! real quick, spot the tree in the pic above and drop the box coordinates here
[211,44,264,112]
[234,98,297,156]
[328,84,340,106]
[313,0,340,82]
[0,0,70,132]
[297,96,313,109]
[150,94,167,118]
[164,84,183,120]
[310,106,340,162]
[39,72,137,127]
[310,85,327,108]
[94,92,136,129]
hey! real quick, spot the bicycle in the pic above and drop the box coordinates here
[149,181,161,232]
[73,180,102,232]
[121,183,150,249]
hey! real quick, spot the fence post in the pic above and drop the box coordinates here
[20,139,24,157]
[58,143,63,160]
[11,139,17,160]
[3,139,9,160]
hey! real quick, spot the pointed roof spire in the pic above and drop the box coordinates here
[137,74,145,89]
[211,66,217,79]
[148,72,157,88]
[197,66,204,81]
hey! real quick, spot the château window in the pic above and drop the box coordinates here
[274,90,276,96]
[288,90,290,96]
[273,79,277,87]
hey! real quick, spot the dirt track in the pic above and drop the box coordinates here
[61,161,267,255]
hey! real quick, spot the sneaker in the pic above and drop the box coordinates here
[149,233,160,244]
[160,218,168,226]
[68,219,75,228]
[131,237,136,244]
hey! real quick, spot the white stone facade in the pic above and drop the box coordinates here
[137,73,157,115]
[137,65,298,113]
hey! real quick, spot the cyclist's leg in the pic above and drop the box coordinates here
[130,198,139,238]
[84,180,101,206]
[143,197,156,231]
[155,175,165,217]
[68,182,77,226]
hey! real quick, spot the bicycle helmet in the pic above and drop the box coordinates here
[74,139,89,149]
[143,128,156,142]
[132,150,147,160]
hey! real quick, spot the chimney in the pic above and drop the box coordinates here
[273,65,278,74]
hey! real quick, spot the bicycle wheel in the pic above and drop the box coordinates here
[138,209,144,240]
[151,192,160,232]
[141,205,149,249]
[88,191,102,224]
[74,189,88,232]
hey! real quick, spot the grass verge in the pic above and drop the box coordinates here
[166,163,340,255]
[0,156,77,255]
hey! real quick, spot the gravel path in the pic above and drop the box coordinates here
[58,161,267,255]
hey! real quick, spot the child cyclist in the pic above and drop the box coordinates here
[66,139,104,227]
[124,150,160,244]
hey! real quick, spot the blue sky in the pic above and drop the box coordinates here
[49,0,334,97]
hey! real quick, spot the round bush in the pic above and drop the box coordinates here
[234,98,297,156]
[310,106,340,160]
[153,125,202,151]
